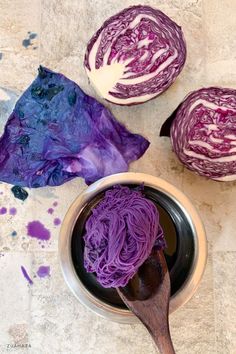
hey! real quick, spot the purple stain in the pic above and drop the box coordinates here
[37,265,50,278]
[21,265,33,285]
[53,218,61,226]
[0,191,3,195]
[53,201,58,207]
[47,208,54,214]
[27,220,51,241]
[9,207,17,216]
[0,207,7,215]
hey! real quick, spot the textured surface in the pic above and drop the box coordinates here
[0,0,236,353]
[213,252,236,354]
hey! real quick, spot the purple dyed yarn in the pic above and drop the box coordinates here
[83,185,165,288]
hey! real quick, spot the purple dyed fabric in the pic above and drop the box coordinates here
[0,67,149,187]
[84,185,166,288]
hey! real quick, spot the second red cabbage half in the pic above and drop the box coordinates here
[160,87,236,181]
[84,5,186,105]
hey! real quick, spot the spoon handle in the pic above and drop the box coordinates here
[151,326,175,354]
[117,250,175,354]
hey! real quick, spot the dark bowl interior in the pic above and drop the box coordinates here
[71,184,195,309]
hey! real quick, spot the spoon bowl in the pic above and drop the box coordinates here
[118,250,175,354]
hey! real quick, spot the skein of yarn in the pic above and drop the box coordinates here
[84,185,166,288]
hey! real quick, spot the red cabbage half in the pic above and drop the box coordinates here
[84,185,166,288]
[84,5,186,105]
[160,87,236,181]
[0,67,149,187]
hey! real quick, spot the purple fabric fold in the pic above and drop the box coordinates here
[0,67,149,187]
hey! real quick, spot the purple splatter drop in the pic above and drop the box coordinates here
[9,207,17,216]
[21,265,33,285]
[0,192,3,195]
[53,201,58,207]
[0,207,7,215]
[27,220,51,241]
[53,218,61,226]
[37,265,50,278]
[47,208,54,215]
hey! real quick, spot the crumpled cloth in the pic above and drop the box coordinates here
[0,67,149,187]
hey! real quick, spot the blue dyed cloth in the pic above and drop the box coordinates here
[0,67,149,187]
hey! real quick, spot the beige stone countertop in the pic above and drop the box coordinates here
[0,1,236,353]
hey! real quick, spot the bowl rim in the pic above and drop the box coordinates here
[59,172,207,324]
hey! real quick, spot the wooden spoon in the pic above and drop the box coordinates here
[117,249,175,354]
